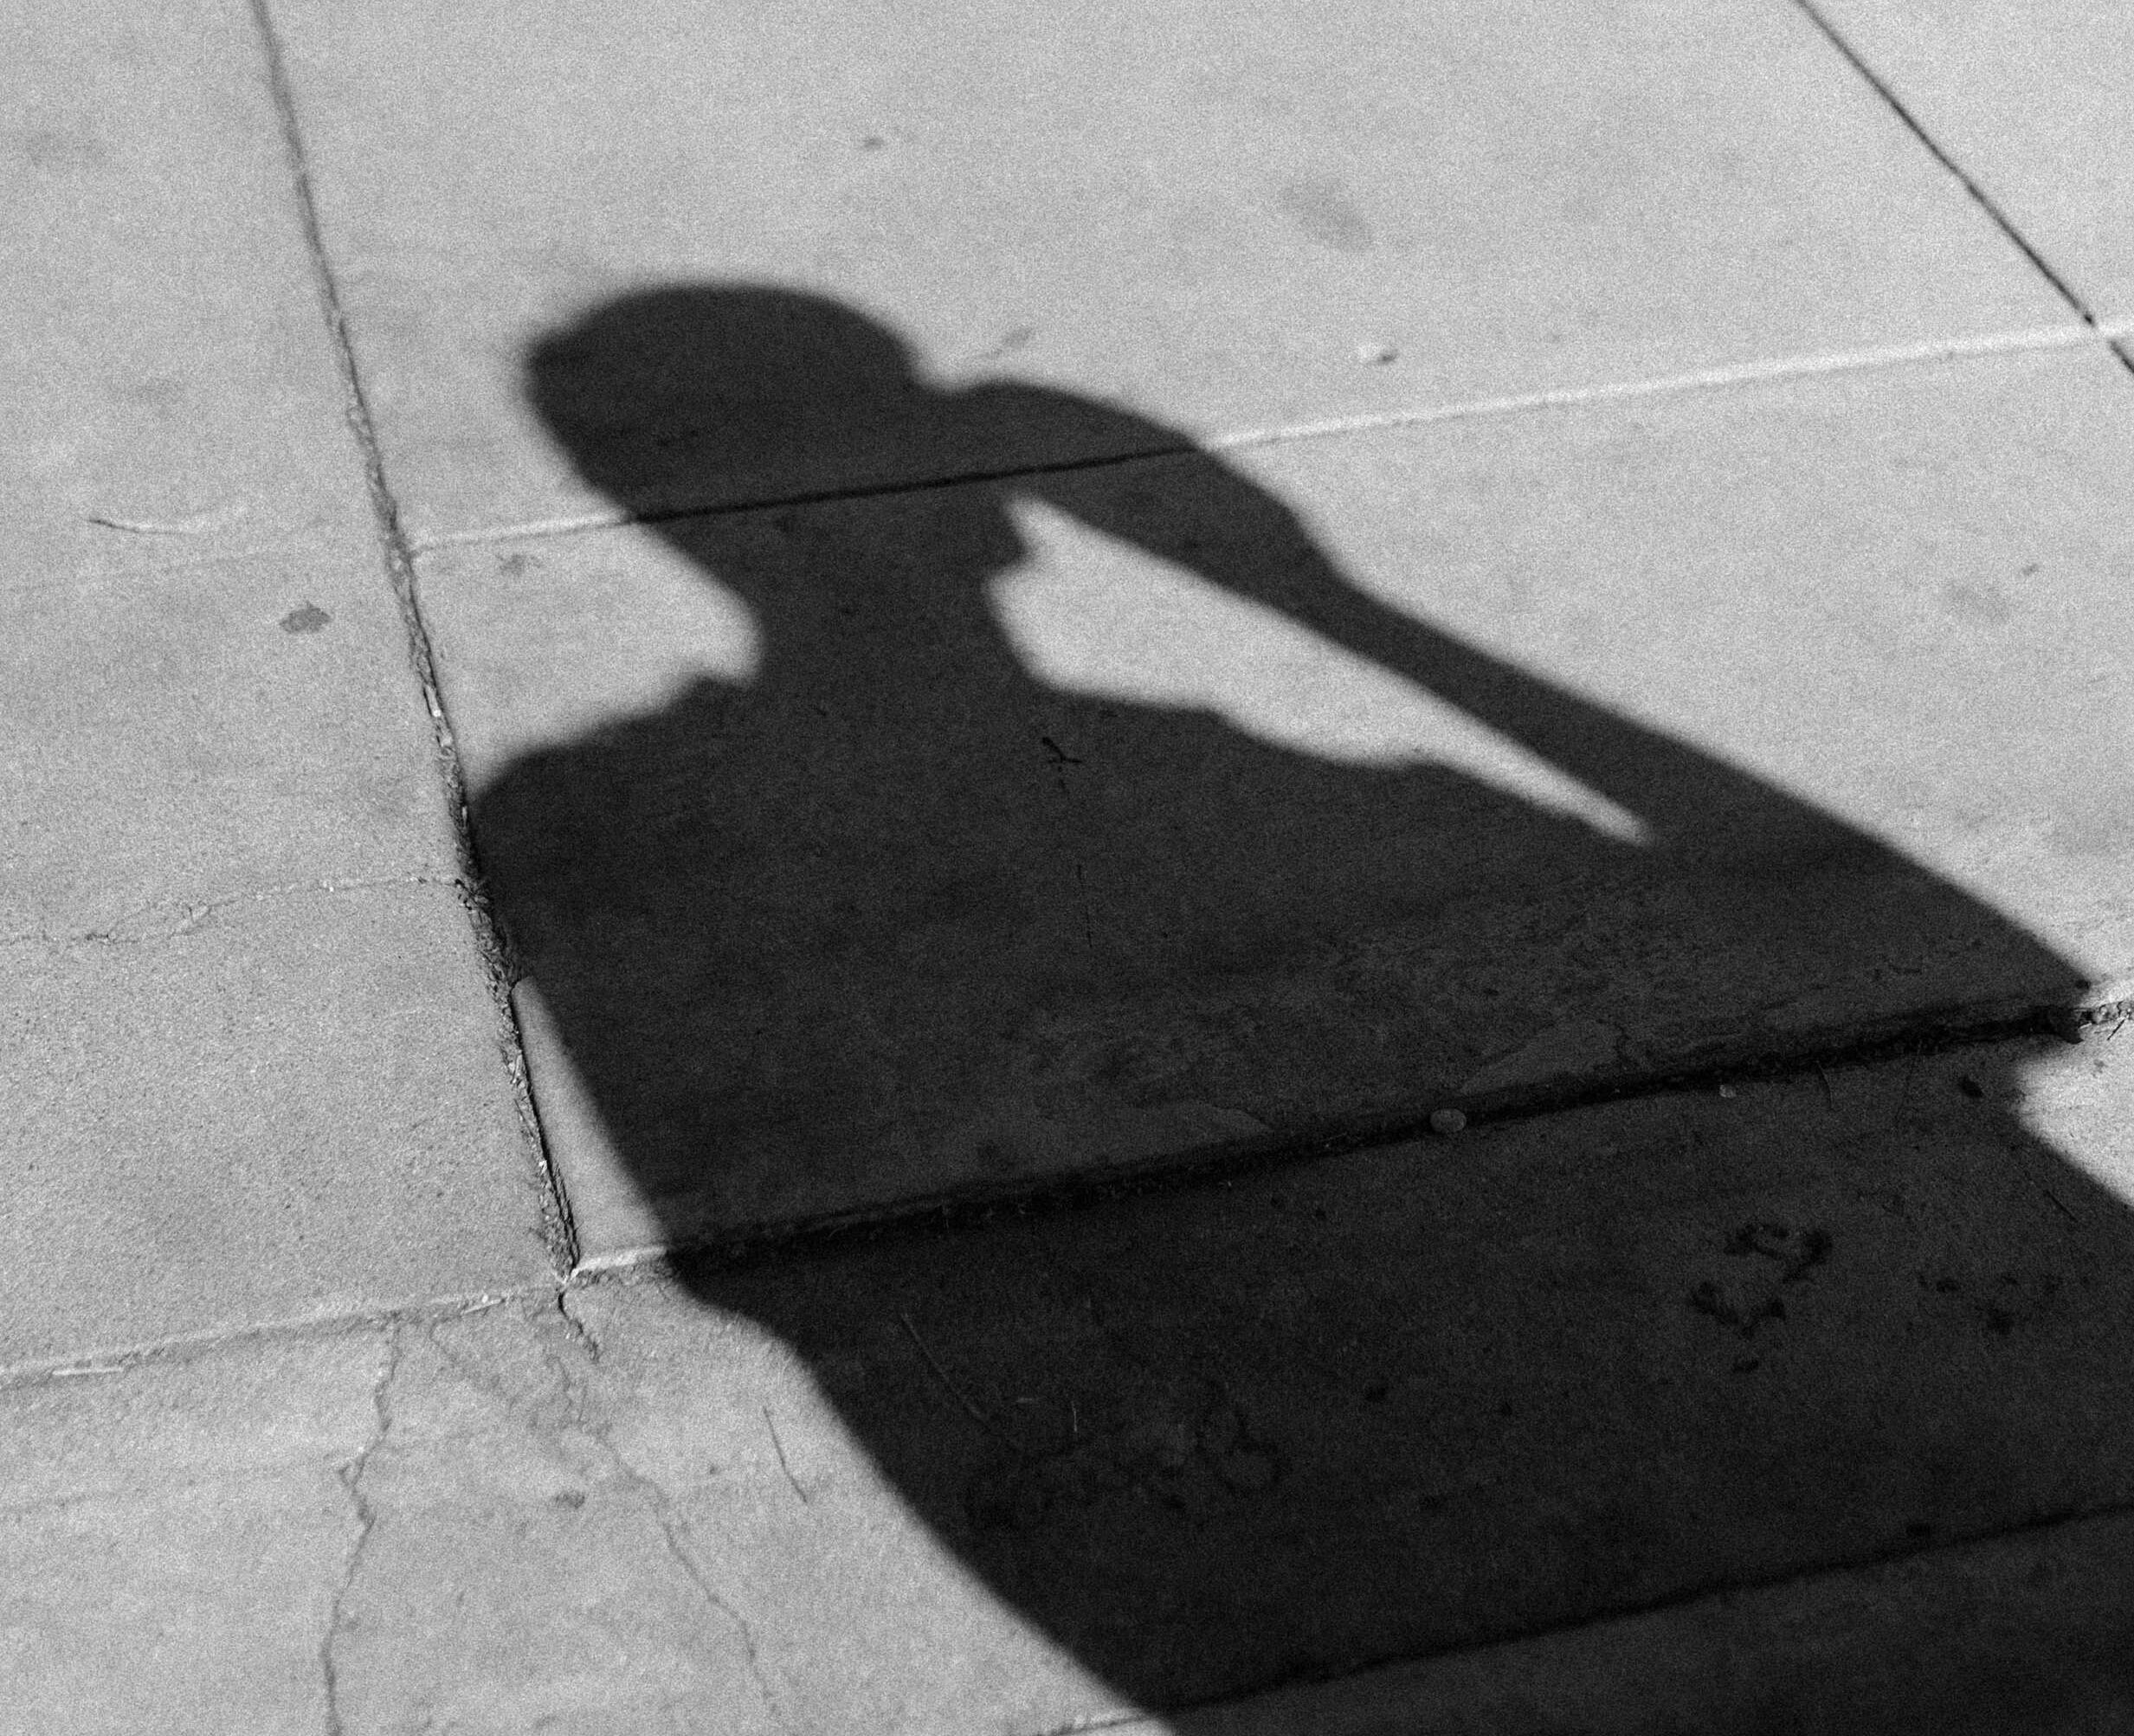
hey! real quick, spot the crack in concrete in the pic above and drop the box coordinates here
[85,507,252,537]
[0,873,458,950]
[415,1295,603,1459]
[762,1405,811,1507]
[551,1281,602,1364]
[527,1294,797,1734]
[633,1482,795,1736]
[320,1325,401,1736]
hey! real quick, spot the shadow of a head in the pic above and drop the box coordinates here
[527,286,925,512]
[526,283,1177,523]
[473,283,2126,1720]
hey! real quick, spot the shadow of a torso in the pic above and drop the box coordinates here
[480,477,1635,1216]
[467,287,2119,1713]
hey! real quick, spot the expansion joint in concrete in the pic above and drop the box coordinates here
[245,0,579,1276]
[1024,1709,1147,1736]
[0,1287,543,1394]
[1788,0,2134,382]
[410,319,2124,559]
[0,872,461,951]
[561,995,2134,1283]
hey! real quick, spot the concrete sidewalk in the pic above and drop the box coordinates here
[8,0,2134,1727]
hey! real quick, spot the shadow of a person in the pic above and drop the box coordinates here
[471,286,2131,1718]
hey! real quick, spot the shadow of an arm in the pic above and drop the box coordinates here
[1010,410,1834,868]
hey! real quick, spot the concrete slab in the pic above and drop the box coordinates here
[3,552,459,939]
[1,6,378,583]
[12,1028,2134,1728]
[326,1300,1119,1735]
[431,342,2134,1253]
[1,5,561,1365]
[2,1,461,937]
[0,1298,1128,1736]
[0,1332,380,1736]
[263,0,2078,541]
[1,883,555,1368]
[1808,0,2134,322]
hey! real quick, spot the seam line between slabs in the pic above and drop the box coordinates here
[413,319,2118,554]
[1789,0,2134,378]
[245,0,579,1274]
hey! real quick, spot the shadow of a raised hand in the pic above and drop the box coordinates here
[469,286,2130,1718]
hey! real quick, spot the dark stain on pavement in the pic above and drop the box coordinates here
[1725,1220,1832,1285]
[1273,173,1377,253]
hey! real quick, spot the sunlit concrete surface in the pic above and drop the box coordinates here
[2,11,371,578]
[10,0,2134,1725]
[2,6,557,1364]
[263,0,2080,540]
[1803,0,2134,322]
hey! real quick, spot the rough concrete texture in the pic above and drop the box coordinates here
[1,885,556,1366]
[8,1027,2134,1729]
[3,550,460,936]
[0,1333,382,1736]
[426,343,2134,1252]
[2,3,455,933]
[1808,0,2134,322]
[3,3,455,932]
[0,1298,1127,1736]
[2,2,557,1365]
[262,0,2077,540]
[2,7,378,580]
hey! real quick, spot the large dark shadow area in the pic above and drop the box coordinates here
[472,287,2134,1720]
